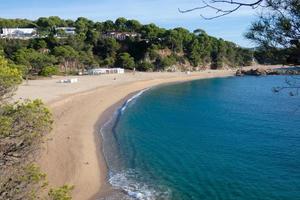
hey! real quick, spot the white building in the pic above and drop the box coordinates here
[0,28,37,39]
[55,27,76,36]
[103,31,140,41]
[87,68,125,75]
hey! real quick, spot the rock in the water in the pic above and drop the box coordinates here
[235,69,244,76]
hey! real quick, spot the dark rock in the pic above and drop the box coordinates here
[235,69,244,76]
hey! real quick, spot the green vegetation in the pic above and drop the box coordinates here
[0,56,73,199]
[245,0,300,65]
[48,185,74,200]
[0,56,22,101]
[0,17,254,76]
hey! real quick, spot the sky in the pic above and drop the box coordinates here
[0,0,262,47]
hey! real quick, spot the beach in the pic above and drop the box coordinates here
[15,70,235,199]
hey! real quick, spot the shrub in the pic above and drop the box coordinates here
[137,61,154,71]
[40,66,59,77]
[48,185,74,200]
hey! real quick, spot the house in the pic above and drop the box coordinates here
[0,28,37,39]
[55,27,76,36]
[87,68,125,75]
[103,31,140,41]
[0,27,76,39]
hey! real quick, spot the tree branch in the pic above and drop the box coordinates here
[179,0,265,19]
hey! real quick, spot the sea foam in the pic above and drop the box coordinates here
[109,169,171,200]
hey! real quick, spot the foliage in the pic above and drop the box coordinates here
[40,66,59,77]
[116,52,135,69]
[244,0,300,64]
[137,61,154,71]
[0,164,48,200]
[48,185,74,200]
[53,45,79,73]
[245,0,300,48]
[155,55,177,69]
[0,99,53,166]
[0,56,59,199]
[0,16,255,72]
[0,56,22,102]
[13,48,57,75]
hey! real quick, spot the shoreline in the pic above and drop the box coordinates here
[16,71,235,199]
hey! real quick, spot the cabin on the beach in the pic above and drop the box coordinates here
[87,68,125,75]
[0,28,38,39]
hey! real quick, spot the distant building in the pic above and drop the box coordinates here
[0,27,76,39]
[55,27,76,37]
[0,28,37,39]
[87,68,125,75]
[103,31,140,41]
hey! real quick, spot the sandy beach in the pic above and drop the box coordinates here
[15,70,235,199]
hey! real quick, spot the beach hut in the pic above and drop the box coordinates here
[87,68,125,75]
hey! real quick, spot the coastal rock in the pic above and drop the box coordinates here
[235,68,290,76]
[235,69,244,76]
[243,68,267,76]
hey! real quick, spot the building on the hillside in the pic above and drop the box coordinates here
[87,68,125,75]
[102,31,140,41]
[0,28,38,39]
[55,27,76,37]
[0,27,76,39]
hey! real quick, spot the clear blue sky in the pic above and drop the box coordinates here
[1,0,261,47]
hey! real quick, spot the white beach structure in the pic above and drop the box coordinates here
[87,68,125,75]
[0,28,38,39]
[59,78,78,83]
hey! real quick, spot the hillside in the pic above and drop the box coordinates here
[0,17,253,76]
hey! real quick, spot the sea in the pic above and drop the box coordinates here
[100,75,300,200]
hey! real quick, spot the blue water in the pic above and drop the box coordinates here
[102,76,300,200]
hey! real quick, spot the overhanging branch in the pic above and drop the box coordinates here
[179,0,265,19]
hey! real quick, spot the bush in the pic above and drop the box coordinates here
[116,53,135,69]
[137,61,154,71]
[0,56,22,102]
[155,55,177,70]
[48,185,74,200]
[40,66,59,77]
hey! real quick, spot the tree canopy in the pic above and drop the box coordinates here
[0,56,73,199]
[0,16,254,74]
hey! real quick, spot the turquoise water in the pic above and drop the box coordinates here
[101,76,300,200]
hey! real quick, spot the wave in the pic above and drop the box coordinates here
[109,169,171,200]
[120,88,149,114]
[100,88,171,200]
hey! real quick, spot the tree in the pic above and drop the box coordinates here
[137,61,154,71]
[0,163,48,200]
[0,57,56,200]
[245,0,300,48]
[75,17,93,34]
[14,48,57,76]
[179,0,264,19]
[40,66,59,77]
[179,1,300,49]
[126,19,142,32]
[115,17,128,31]
[187,39,202,67]
[102,20,115,32]
[116,53,135,69]
[0,16,253,72]
[94,38,120,59]
[0,99,53,166]
[53,46,79,73]
[0,56,22,102]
